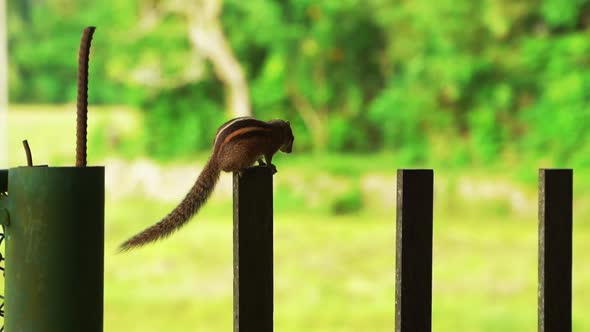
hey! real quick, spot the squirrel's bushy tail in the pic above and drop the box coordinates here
[119,159,221,252]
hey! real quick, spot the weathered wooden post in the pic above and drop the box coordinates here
[233,166,274,332]
[538,168,573,332]
[395,169,434,332]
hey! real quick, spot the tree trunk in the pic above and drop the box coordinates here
[186,0,251,118]
[141,0,252,118]
[287,81,327,152]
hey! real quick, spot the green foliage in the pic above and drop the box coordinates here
[326,114,374,152]
[541,0,586,27]
[468,107,505,164]
[88,108,146,160]
[7,0,135,103]
[367,82,431,163]
[519,32,590,167]
[330,184,364,215]
[7,0,590,165]
[142,84,225,159]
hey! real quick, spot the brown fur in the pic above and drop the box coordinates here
[119,118,294,251]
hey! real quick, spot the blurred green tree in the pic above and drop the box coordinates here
[6,0,590,164]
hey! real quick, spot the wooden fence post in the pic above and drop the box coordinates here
[538,169,573,332]
[233,166,274,332]
[395,169,434,332]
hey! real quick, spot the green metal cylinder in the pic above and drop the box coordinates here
[4,166,104,332]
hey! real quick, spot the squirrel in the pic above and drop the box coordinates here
[119,117,294,251]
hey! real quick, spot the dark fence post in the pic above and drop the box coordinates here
[4,166,104,332]
[395,169,434,332]
[233,166,274,332]
[538,169,573,332]
[0,169,6,192]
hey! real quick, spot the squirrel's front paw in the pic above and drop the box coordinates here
[268,164,278,174]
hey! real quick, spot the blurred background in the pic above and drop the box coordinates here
[2,0,590,331]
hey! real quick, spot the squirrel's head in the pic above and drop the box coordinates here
[275,120,294,153]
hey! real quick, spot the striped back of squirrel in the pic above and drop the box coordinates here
[213,117,273,153]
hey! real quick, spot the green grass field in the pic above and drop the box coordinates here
[4,105,590,331]
[106,198,590,331]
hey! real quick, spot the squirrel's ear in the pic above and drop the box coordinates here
[286,121,290,125]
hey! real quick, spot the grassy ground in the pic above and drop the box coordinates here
[5,104,142,167]
[5,105,590,331]
[106,197,590,331]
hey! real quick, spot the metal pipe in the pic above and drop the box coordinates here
[4,166,104,331]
